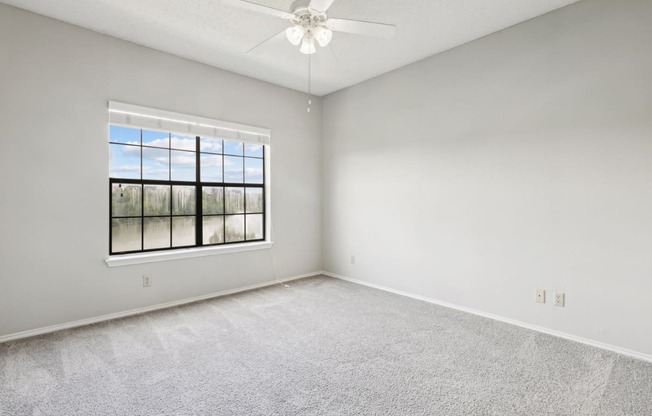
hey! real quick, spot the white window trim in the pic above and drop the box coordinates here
[105,241,274,267]
[109,101,271,145]
[106,101,273,262]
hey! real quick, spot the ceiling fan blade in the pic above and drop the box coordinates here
[309,0,335,12]
[246,30,287,55]
[229,0,294,20]
[326,18,396,39]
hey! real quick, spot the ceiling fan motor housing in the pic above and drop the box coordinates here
[288,6,331,53]
[293,7,327,32]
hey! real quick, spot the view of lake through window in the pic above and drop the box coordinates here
[109,125,265,254]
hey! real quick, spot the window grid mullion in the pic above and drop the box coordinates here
[195,136,203,247]
[140,129,144,252]
[222,150,226,244]
[169,133,173,249]
[243,156,247,241]
[110,129,264,255]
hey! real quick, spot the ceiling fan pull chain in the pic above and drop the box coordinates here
[307,52,312,113]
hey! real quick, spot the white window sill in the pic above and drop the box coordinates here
[105,241,274,268]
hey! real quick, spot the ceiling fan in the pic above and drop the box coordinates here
[229,0,396,55]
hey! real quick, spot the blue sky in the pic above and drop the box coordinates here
[109,125,264,183]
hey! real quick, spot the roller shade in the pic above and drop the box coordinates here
[108,101,271,145]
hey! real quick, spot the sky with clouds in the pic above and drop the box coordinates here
[109,125,264,183]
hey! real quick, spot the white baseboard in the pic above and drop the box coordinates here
[0,271,322,344]
[6,270,650,364]
[323,271,652,364]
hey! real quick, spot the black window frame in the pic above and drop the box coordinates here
[109,127,266,255]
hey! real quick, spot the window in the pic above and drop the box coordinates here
[108,103,269,255]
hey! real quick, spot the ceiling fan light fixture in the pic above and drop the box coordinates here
[314,26,333,47]
[300,36,316,54]
[285,25,305,46]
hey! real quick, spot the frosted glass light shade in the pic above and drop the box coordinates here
[286,25,304,46]
[300,36,316,54]
[314,26,333,47]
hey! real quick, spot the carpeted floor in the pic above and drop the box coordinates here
[1,276,651,415]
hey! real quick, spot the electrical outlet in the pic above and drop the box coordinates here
[554,292,565,307]
[535,288,545,303]
[350,255,356,265]
[143,274,152,288]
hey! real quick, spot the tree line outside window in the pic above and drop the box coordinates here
[109,125,265,254]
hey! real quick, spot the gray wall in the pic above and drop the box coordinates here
[323,0,652,355]
[0,4,322,336]
[2,0,652,358]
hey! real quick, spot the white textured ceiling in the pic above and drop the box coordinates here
[1,0,580,96]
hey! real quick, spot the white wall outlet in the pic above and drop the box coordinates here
[143,274,152,288]
[350,255,356,265]
[554,292,565,307]
[535,288,545,303]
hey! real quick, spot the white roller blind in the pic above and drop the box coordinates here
[108,101,271,145]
